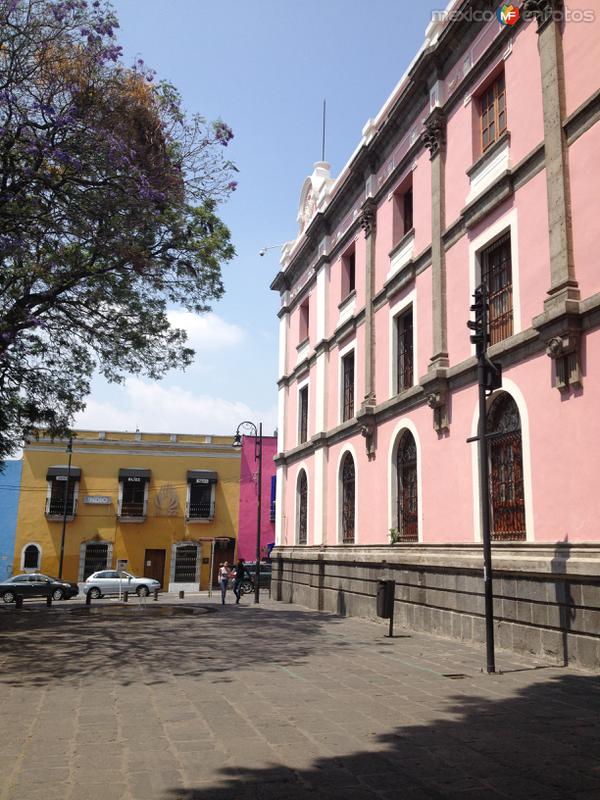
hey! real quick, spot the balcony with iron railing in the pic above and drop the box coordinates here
[118,501,146,522]
[45,496,77,519]
[187,501,215,522]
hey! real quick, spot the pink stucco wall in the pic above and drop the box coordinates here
[237,435,277,561]
[562,0,600,118]
[276,9,600,550]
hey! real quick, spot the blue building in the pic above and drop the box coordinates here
[0,460,22,578]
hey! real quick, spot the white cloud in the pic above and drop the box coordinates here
[167,310,244,352]
[74,378,278,437]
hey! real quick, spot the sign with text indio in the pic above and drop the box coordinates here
[84,495,111,505]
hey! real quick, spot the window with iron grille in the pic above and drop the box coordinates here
[393,181,414,244]
[174,545,199,582]
[342,249,356,299]
[47,478,76,516]
[396,308,414,393]
[480,72,506,152]
[481,233,513,345]
[297,470,308,545]
[299,299,310,342]
[299,385,309,444]
[341,453,355,544]
[83,542,109,580]
[342,352,355,422]
[396,432,418,541]
[488,393,525,541]
[120,480,146,517]
[188,482,214,519]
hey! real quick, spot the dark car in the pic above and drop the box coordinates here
[0,574,79,603]
[244,561,272,590]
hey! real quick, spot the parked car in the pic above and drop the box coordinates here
[84,570,160,599]
[0,574,79,603]
[243,561,272,590]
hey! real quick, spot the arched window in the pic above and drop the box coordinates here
[22,543,41,570]
[341,453,355,544]
[297,470,308,545]
[488,393,525,541]
[396,431,418,541]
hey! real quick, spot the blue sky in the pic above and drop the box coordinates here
[75,0,442,437]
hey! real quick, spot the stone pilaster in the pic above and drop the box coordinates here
[360,197,377,410]
[422,107,449,371]
[525,0,579,309]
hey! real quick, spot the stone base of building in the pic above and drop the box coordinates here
[272,545,600,671]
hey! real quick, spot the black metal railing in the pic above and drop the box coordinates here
[188,501,215,519]
[46,496,77,516]
[120,501,145,518]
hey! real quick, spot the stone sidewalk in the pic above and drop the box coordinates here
[0,596,599,800]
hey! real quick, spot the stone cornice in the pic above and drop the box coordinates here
[272,543,600,579]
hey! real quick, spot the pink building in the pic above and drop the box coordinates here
[237,435,277,561]
[271,1,600,668]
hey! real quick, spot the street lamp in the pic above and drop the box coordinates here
[232,420,263,604]
[58,435,73,580]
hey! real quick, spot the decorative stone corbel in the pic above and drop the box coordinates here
[546,330,582,392]
[421,107,446,160]
[421,372,450,432]
[523,0,563,31]
[357,406,377,460]
[426,387,450,433]
[359,197,377,238]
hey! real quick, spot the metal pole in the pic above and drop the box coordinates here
[208,539,215,597]
[57,436,73,580]
[254,423,262,604]
[478,362,495,673]
[476,286,496,674]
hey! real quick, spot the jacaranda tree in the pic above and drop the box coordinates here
[0,0,237,461]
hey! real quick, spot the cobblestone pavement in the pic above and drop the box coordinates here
[0,593,599,800]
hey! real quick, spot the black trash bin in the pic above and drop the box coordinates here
[376,579,395,619]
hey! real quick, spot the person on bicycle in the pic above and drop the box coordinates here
[232,558,249,604]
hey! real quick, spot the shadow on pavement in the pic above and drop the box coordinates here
[163,672,600,800]
[0,604,346,688]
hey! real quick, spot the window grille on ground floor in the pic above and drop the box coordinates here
[488,393,526,541]
[83,543,109,580]
[174,545,198,583]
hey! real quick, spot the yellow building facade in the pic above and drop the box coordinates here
[13,430,241,590]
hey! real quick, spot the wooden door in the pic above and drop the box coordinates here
[144,549,166,587]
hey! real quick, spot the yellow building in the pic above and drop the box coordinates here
[13,429,241,590]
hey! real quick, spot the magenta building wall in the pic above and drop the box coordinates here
[237,435,277,561]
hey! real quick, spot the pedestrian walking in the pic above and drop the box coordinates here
[232,558,248,604]
[218,562,231,605]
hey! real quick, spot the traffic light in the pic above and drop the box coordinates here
[467,284,489,354]
[484,359,502,393]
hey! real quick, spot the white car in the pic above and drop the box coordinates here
[84,570,160,599]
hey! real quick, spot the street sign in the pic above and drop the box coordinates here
[84,495,111,504]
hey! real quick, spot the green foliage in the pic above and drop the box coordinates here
[0,0,237,461]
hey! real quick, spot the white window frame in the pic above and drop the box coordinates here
[389,289,417,398]
[297,378,310,446]
[338,341,357,425]
[117,478,149,518]
[20,542,41,572]
[468,208,521,356]
[293,463,310,546]
[186,480,216,522]
[387,419,423,543]
[336,445,358,545]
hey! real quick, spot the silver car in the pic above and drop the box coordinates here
[84,570,160,599]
